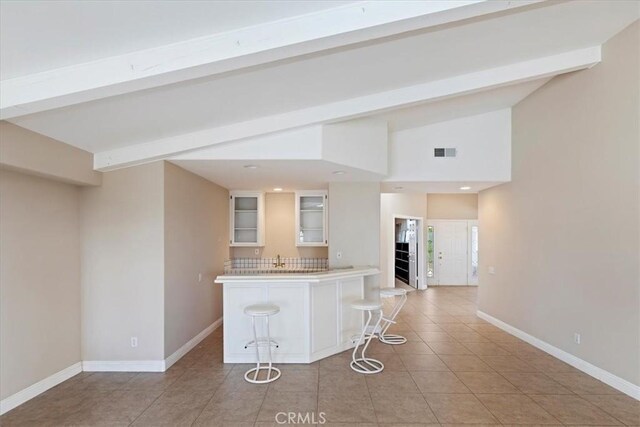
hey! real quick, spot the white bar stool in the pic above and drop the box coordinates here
[350,299,384,374]
[378,287,408,345]
[243,303,281,384]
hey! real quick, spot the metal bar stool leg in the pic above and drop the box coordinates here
[350,300,384,374]
[265,315,274,380]
[379,288,408,345]
[243,304,281,384]
[358,309,384,371]
[251,315,260,382]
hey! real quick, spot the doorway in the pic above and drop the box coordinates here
[393,216,425,289]
[427,220,478,286]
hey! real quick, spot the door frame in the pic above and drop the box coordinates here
[467,220,479,286]
[426,219,478,286]
[390,215,426,290]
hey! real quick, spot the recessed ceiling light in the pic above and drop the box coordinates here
[243,164,258,169]
[460,186,471,190]
[273,187,283,192]
[394,186,404,190]
[332,170,346,175]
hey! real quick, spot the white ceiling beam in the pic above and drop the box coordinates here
[94,46,601,171]
[0,0,545,120]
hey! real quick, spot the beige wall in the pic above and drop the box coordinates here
[380,193,428,287]
[81,162,165,361]
[164,163,228,357]
[232,192,328,259]
[479,22,639,386]
[0,170,81,400]
[0,121,101,186]
[427,193,478,219]
[329,182,381,294]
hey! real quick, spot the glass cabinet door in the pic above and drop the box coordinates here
[230,192,264,246]
[296,191,327,246]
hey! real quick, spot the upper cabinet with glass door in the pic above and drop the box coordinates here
[295,191,328,246]
[229,191,265,246]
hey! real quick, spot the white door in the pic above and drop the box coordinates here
[435,221,468,285]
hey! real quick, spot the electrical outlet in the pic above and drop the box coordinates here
[336,251,342,260]
[130,337,138,348]
[488,266,496,275]
[574,333,581,344]
[198,273,202,282]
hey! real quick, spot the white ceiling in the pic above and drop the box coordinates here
[380,181,502,194]
[0,0,354,79]
[379,78,550,132]
[7,1,638,153]
[170,159,382,192]
[1,1,638,193]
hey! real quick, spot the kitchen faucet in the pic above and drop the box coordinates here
[273,254,286,268]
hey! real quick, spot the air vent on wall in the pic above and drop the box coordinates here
[434,148,457,158]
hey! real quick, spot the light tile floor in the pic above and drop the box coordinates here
[2,286,638,426]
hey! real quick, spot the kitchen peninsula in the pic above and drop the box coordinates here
[215,265,380,363]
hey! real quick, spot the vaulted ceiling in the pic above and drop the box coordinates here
[1,0,637,177]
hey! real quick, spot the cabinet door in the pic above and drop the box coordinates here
[295,191,328,246]
[230,192,265,246]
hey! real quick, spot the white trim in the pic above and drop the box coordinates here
[82,360,165,372]
[0,318,224,415]
[164,317,223,370]
[467,220,479,286]
[428,219,476,286]
[83,317,223,373]
[0,362,82,415]
[295,190,329,247]
[391,214,427,290]
[477,310,640,400]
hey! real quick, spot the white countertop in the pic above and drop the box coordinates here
[214,265,379,283]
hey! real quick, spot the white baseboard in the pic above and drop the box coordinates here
[1,318,224,415]
[82,317,223,373]
[164,316,223,370]
[0,362,82,415]
[82,360,165,372]
[477,310,640,400]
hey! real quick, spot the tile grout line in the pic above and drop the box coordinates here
[189,362,234,426]
[404,348,445,426]
[252,371,270,425]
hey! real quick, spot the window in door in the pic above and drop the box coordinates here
[426,225,434,278]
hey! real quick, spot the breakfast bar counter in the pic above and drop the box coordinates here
[215,266,380,364]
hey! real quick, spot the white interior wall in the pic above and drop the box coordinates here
[0,170,81,401]
[322,118,388,175]
[328,182,381,296]
[479,22,639,392]
[81,162,165,363]
[388,109,511,183]
[163,162,229,358]
[0,121,101,186]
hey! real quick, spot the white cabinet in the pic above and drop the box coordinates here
[295,191,328,246]
[229,191,265,246]
[216,269,376,364]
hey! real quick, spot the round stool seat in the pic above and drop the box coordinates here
[350,299,383,311]
[380,287,407,297]
[244,303,280,316]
